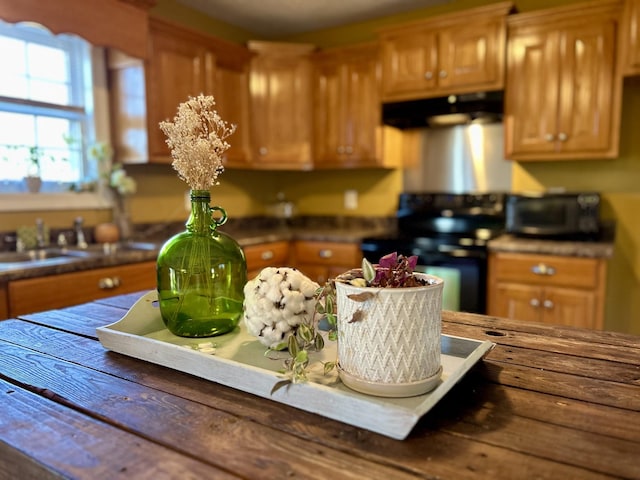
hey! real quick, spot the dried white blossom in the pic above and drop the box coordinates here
[159,94,236,190]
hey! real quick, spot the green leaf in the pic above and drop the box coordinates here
[314,333,324,351]
[328,330,338,342]
[323,361,337,375]
[362,257,376,283]
[295,350,309,364]
[270,379,292,395]
[288,335,299,356]
[298,323,314,343]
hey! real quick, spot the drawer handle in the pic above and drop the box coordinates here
[99,276,121,289]
[531,264,556,276]
[261,250,274,261]
[543,300,554,309]
[530,298,540,307]
[318,249,333,259]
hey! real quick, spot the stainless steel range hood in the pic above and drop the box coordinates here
[382,91,504,129]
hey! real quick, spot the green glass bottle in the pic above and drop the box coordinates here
[157,190,247,337]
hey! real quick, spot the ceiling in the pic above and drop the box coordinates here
[176,0,451,38]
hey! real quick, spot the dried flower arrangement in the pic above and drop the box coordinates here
[159,94,236,190]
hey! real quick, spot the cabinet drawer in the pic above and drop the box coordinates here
[491,253,600,289]
[292,241,360,267]
[8,261,156,317]
[244,241,289,272]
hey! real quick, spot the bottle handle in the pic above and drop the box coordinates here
[211,206,228,227]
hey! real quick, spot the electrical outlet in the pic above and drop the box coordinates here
[344,189,358,210]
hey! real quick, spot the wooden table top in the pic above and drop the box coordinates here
[0,291,638,479]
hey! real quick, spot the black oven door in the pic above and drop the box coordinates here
[413,251,486,314]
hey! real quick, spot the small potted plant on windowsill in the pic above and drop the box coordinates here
[243,252,444,398]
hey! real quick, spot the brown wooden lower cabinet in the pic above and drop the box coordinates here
[487,252,607,329]
[7,261,157,318]
[291,240,361,285]
[243,241,290,280]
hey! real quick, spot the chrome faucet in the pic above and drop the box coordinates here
[74,216,88,249]
[35,218,46,249]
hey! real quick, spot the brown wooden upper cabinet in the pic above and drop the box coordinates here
[504,0,622,161]
[110,17,252,165]
[248,41,315,169]
[378,2,512,102]
[312,43,386,168]
[620,0,640,76]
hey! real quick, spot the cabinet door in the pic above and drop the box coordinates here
[381,31,437,99]
[438,18,504,92]
[249,45,313,168]
[541,287,596,328]
[8,262,156,317]
[314,45,381,167]
[505,29,561,156]
[215,66,252,167]
[621,0,640,75]
[313,59,344,164]
[556,21,618,155]
[493,283,543,323]
[146,25,215,161]
[244,241,289,279]
[505,1,621,161]
[344,53,381,165]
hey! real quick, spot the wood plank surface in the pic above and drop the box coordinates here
[2,293,639,479]
[1,318,637,479]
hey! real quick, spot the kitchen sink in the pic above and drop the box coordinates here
[68,241,160,256]
[0,248,93,265]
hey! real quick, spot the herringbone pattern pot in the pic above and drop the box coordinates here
[336,272,443,397]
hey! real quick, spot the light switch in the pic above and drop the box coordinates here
[344,190,358,210]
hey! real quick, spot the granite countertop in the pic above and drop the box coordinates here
[488,234,615,259]
[0,217,394,283]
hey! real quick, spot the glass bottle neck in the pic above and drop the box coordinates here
[187,190,212,235]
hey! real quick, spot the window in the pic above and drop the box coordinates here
[0,20,95,193]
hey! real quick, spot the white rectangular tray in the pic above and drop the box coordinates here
[97,291,494,440]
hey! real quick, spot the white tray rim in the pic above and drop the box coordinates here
[96,290,494,440]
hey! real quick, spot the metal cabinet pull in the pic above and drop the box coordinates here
[336,146,344,154]
[557,132,568,142]
[424,71,433,80]
[318,249,333,259]
[99,276,121,289]
[344,145,353,154]
[531,263,556,276]
[439,70,447,78]
[530,298,540,307]
[545,133,555,142]
[260,250,274,261]
[543,300,554,309]
[259,147,268,156]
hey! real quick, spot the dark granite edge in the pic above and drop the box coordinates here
[488,234,615,259]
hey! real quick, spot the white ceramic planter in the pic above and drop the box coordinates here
[335,272,444,397]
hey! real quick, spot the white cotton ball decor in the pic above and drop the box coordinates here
[243,267,320,349]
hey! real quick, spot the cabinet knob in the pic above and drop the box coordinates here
[543,299,554,309]
[424,71,433,80]
[260,250,274,261]
[259,147,268,156]
[344,145,353,154]
[337,146,344,154]
[99,276,121,289]
[530,298,540,307]
[318,249,333,259]
[545,133,555,142]
[439,70,447,78]
[557,132,568,142]
[531,263,556,276]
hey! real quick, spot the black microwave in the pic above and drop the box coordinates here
[505,192,601,238]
